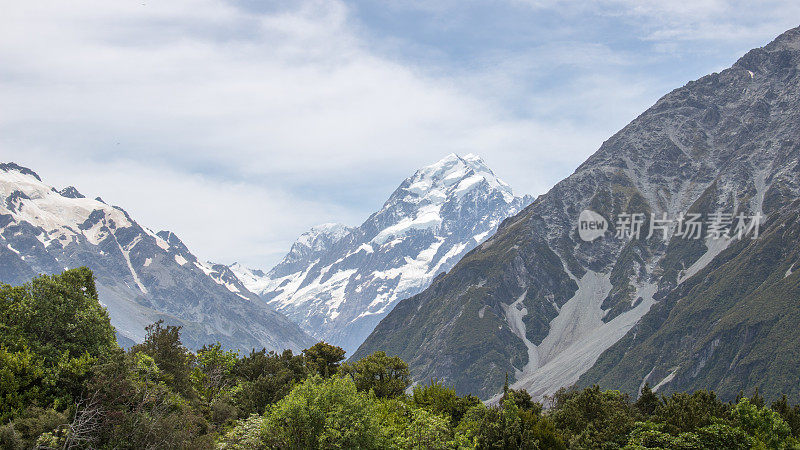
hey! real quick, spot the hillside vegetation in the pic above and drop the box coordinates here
[2,269,799,449]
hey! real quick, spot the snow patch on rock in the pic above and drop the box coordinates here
[679,238,730,284]
[653,368,679,392]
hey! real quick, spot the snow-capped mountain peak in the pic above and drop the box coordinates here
[233,154,532,354]
[396,153,514,206]
[294,223,353,252]
[0,162,314,352]
[0,162,42,181]
[369,154,521,246]
[229,262,272,296]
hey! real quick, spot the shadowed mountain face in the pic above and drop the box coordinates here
[233,154,532,354]
[354,26,800,401]
[0,163,314,352]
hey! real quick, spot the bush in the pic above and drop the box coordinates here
[217,414,267,450]
[259,375,386,448]
[130,320,194,398]
[392,406,455,449]
[733,397,796,448]
[695,422,753,449]
[6,407,68,449]
[551,386,637,448]
[85,349,210,449]
[654,390,730,434]
[231,348,306,416]
[412,380,480,425]
[455,400,551,449]
[0,347,45,422]
[194,344,237,390]
[0,268,118,414]
[772,395,800,438]
[341,351,411,399]
[303,342,346,377]
[0,423,23,450]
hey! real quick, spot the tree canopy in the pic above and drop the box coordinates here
[2,269,800,449]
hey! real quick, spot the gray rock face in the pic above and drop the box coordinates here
[354,26,800,400]
[0,165,315,352]
[579,198,800,403]
[233,154,532,354]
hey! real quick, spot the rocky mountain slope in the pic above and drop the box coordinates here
[0,163,315,352]
[354,26,800,401]
[579,199,800,403]
[233,154,532,354]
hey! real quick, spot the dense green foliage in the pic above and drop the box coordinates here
[0,267,116,423]
[340,350,411,398]
[2,269,800,448]
[303,341,347,378]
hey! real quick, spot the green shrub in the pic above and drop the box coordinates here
[341,351,411,399]
[0,423,23,450]
[0,268,118,414]
[733,397,796,448]
[551,386,637,447]
[260,375,386,448]
[412,379,480,425]
[0,347,45,422]
[654,390,730,434]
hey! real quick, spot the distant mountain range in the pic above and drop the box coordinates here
[7,25,798,406]
[0,163,314,352]
[354,25,800,402]
[231,154,532,354]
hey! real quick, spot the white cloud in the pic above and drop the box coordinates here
[1,0,532,177]
[8,153,361,267]
[2,0,608,268]
[1,0,795,268]
[599,0,800,43]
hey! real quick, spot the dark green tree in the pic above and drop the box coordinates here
[130,320,194,398]
[257,376,385,449]
[635,382,661,417]
[772,395,800,438]
[732,397,797,448]
[302,341,346,377]
[501,388,540,413]
[551,385,637,448]
[0,267,116,359]
[0,268,117,419]
[85,348,211,449]
[655,390,730,434]
[232,348,306,415]
[340,351,410,398]
[456,400,558,449]
[411,380,480,425]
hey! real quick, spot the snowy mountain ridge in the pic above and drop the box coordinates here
[0,162,314,352]
[232,154,533,354]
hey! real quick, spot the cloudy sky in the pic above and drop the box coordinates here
[1,1,798,268]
